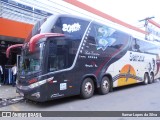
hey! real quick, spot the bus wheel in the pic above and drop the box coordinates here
[149,73,154,84]
[98,76,110,95]
[143,73,149,85]
[80,78,94,99]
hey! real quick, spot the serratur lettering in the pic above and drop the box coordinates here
[130,52,145,62]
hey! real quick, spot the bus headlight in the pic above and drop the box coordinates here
[29,80,46,89]
[28,77,53,89]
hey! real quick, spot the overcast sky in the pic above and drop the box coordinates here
[79,0,160,25]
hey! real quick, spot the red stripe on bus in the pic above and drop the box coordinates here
[94,43,126,77]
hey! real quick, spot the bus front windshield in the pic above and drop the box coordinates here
[19,42,45,75]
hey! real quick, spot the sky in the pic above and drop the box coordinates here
[79,0,160,25]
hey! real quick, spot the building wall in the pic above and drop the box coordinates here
[0,18,33,39]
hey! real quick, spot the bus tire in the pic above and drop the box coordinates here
[98,76,110,95]
[149,73,154,84]
[80,78,94,99]
[143,73,149,85]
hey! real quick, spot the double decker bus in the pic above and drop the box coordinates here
[14,14,160,102]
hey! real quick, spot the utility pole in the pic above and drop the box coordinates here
[139,16,155,40]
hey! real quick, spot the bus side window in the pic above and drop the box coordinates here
[87,26,97,46]
[48,56,58,71]
[51,18,63,34]
[84,24,98,51]
[131,39,140,52]
[133,44,140,51]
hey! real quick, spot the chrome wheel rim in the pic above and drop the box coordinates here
[145,75,148,84]
[102,80,109,91]
[84,82,93,95]
[150,74,153,82]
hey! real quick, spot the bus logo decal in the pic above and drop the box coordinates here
[130,52,145,62]
[62,23,81,33]
[51,93,64,98]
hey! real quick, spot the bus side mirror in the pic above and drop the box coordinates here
[6,44,23,58]
[28,33,65,52]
